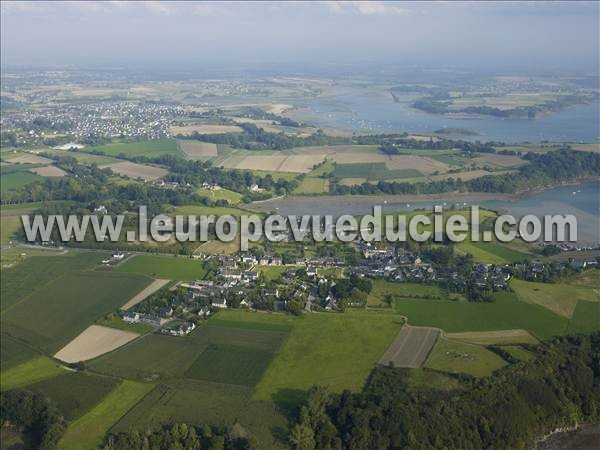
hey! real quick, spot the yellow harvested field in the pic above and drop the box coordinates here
[339,178,368,186]
[220,154,323,173]
[121,278,171,310]
[170,124,243,135]
[445,329,538,345]
[473,154,527,168]
[5,153,53,164]
[570,143,600,154]
[330,153,388,164]
[101,161,168,181]
[177,140,218,159]
[267,103,293,114]
[385,155,449,174]
[54,325,139,363]
[29,165,67,177]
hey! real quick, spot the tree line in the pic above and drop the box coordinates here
[289,332,600,449]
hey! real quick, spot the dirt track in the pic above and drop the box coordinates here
[379,325,440,368]
[121,278,170,310]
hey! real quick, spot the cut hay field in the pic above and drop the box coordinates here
[379,326,440,368]
[58,380,155,450]
[254,310,401,402]
[1,270,151,354]
[512,278,599,319]
[195,239,241,255]
[115,254,205,281]
[29,164,67,177]
[87,138,182,158]
[89,320,289,382]
[445,329,538,345]
[101,161,168,181]
[425,337,507,377]
[54,325,140,363]
[176,139,218,160]
[394,292,570,340]
[334,162,423,180]
[219,153,321,173]
[26,372,120,420]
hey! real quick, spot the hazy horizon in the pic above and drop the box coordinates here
[1,1,599,74]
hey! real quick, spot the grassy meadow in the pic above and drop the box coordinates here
[115,254,206,280]
[86,138,182,159]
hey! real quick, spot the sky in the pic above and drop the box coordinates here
[1,1,599,73]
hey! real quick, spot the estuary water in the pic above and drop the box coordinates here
[252,180,600,245]
[288,88,600,143]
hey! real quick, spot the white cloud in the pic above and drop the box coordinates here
[324,1,411,16]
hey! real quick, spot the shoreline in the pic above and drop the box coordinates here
[251,177,600,210]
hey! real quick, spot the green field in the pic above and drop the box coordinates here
[90,320,288,381]
[96,314,154,334]
[25,372,120,420]
[457,241,530,264]
[0,356,65,391]
[195,187,243,204]
[425,338,507,377]
[2,271,151,354]
[115,254,206,280]
[259,265,287,281]
[0,334,40,370]
[0,216,21,244]
[499,345,534,362]
[334,162,422,180]
[0,171,42,192]
[1,252,104,312]
[368,279,446,306]
[255,310,401,403]
[568,301,600,334]
[58,380,155,450]
[185,343,274,386]
[293,177,328,194]
[112,379,287,449]
[394,292,570,340]
[43,148,120,165]
[86,138,182,159]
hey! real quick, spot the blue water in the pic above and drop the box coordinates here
[289,89,600,143]
[254,181,600,245]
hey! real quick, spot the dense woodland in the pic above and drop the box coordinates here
[105,423,252,450]
[289,333,600,450]
[0,390,66,450]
